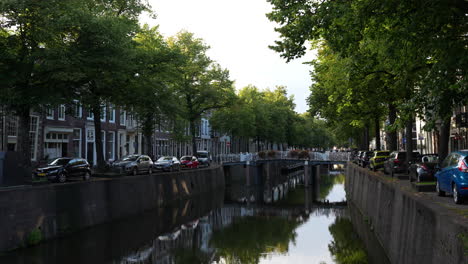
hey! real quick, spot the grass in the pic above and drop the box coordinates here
[414,181,436,186]
[458,233,468,256]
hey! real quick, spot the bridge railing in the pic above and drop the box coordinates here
[214,151,350,164]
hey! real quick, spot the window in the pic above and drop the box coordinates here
[72,129,81,157]
[108,104,115,123]
[120,110,126,125]
[58,104,66,120]
[46,107,54,120]
[7,117,17,136]
[87,109,94,120]
[73,100,82,118]
[29,116,39,161]
[101,105,106,122]
[86,129,95,142]
[107,131,115,160]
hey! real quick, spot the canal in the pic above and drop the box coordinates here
[1,170,390,264]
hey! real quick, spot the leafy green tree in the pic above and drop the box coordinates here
[0,0,76,168]
[123,25,181,158]
[168,31,235,155]
[267,0,467,160]
[57,0,148,168]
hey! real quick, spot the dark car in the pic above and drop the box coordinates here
[180,156,199,169]
[356,151,365,165]
[112,154,153,176]
[409,154,439,182]
[360,151,374,167]
[435,151,468,204]
[196,151,210,167]
[154,156,181,172]
[384,151,421,176]
[34,157,91,183]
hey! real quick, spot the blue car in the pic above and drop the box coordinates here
[435,151,468,204]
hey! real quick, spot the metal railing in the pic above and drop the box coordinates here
[215,151,351,164]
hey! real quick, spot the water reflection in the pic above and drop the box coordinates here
[1,172,388,264]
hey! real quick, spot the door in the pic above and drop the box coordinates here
[87,143,94,166]
[439,154,455,191]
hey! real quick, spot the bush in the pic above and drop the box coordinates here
[267,150,277,158]
[289,149,299,158]
[258,151,266,159]
[26,228,42,246]
[298,150,310,159]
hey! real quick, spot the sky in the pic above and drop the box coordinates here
[141,0,315,113]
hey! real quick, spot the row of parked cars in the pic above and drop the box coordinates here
[33,151,211,183]
[353,150,468,204]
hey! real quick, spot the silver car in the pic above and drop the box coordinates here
[153,156,181,172]
[113,154,154,176]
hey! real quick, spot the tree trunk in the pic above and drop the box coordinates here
[438,117,451,162]
[17,107,32,182]
[405,117,414,164]
[361,126,369,150]
[92,106,106,170]
[387,103,398,151]
[190,119,197,155]
[374,116,381,150]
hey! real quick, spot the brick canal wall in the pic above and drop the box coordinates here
[346,163,468,264]
[0,166,224,252]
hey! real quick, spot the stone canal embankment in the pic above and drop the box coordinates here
[346,162,468,264]
[0,166,224,252]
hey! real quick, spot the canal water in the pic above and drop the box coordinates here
[1,171,389,264]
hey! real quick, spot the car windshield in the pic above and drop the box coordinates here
[181,156,191,161]
[158,157,172,161]
[49,158,71,166]
[378,152,390,156]
[197,152,208,158]
[122,155,139,161]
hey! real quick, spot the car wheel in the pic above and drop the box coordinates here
[148,168,152,175]
[58,172,67,183]
[132,168,138,176]
[436,180,445,196]
[453,184,462,204]
[83,171,91,181]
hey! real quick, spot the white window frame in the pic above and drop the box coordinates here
[108,104,115,123]
[120,110,126,126]
[29,115,39,161]
[73,128,82,158]
[58,104,66,121]
[87,110,94,120]
[73,100,82,118]
[46,107,54,120]
[100,105,106,122]
[107,131,115,161]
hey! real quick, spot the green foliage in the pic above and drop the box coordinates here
[25,228,42,246]
[168,31,235,154]
[210,216,301,264]
[328,217,368,264]
[211,86,336,150]
[267,0,467,151]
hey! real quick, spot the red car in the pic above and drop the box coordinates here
[180,156,199,169]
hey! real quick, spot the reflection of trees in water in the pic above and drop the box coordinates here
[319,173,345,200]
[209,216,302,264]
[328,217,368,264]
